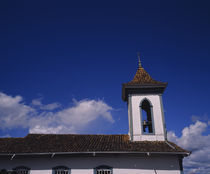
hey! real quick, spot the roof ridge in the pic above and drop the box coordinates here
[26,133,128,137]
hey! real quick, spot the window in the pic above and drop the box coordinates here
[95,165,112,174]
[140,99,154,134]
[13,166,30,174]
[52,166,70,174]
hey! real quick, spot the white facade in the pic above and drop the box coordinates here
[128,94,166,141]
[0,154,181,174]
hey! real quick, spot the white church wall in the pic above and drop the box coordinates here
[128,95,133,140]
[0,154,181,174]
[130,94,166,141]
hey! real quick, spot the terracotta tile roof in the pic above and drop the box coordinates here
[126,66,167,85]
[0,134,188,154]
[122,65,168,101]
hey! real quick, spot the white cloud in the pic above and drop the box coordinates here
[32,98,61,110]
[57,99,114,126]
[41,103,61,110]
[29,99,114,134]
[29,125,75,134]
[168,120,210,174]
[0,92,115,134]
[0,92,34,129]
[31,98,42,106]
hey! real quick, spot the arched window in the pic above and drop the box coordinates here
[140,99,154,134]
[95,165,112,174]
[13,166,30,174]
[52,166,70,174]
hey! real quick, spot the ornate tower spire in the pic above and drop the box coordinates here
[137,52,142,68]
[124,53,166,86]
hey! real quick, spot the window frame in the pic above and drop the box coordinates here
[52,166,71,174]
[12,166,30,174]
[94,165,113,174]
[139,98,155,135]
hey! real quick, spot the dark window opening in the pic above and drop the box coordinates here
[13,166,30,174]
[52,166,70,174]
[141,99,153,133]
[95,165,112,174]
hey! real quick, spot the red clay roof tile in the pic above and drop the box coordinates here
[126,66,166,85]
[0,134,188,154]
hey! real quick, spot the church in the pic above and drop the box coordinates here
[0,56,190,174]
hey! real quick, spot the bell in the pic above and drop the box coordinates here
[143,120,147,126]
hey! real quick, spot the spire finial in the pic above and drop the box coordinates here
[137,52,142,68]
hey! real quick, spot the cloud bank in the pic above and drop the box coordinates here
[0,92,114,134]
[168,120,210,174]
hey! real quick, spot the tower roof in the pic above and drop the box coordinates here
[122,55,167,101]
[126,66,167,85]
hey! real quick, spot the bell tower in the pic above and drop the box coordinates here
[122,54,168,141]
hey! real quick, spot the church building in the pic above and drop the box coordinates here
[0,56,190,174]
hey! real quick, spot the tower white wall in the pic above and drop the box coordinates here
[128,94,166,141]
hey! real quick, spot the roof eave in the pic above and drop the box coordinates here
[122,83,168,101]
[0,151,190,157]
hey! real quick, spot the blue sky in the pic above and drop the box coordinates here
[0,1,210,173]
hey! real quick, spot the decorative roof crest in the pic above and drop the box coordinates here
[137,52,142,68]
